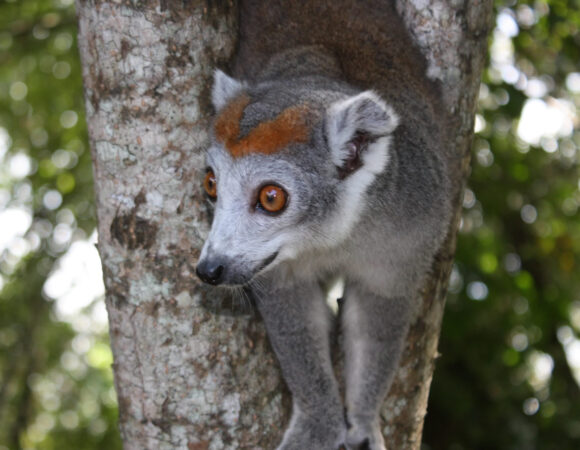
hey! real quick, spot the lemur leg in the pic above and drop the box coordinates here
[341,282,412,450]
[253,280,346,450]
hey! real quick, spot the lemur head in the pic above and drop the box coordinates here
[196,69,399,286]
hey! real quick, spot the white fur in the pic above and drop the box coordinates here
[342,295,365,409]
[323,91,399,244]
[326,136,392,243]
[212,70,245,110]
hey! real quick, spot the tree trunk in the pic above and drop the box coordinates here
[76,1,492,449]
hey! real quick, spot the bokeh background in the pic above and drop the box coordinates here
[0,0,578,449]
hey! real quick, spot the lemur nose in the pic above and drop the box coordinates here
[196,259,225,285]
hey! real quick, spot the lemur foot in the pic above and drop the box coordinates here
[344,420,386,450]
[276,413,346,450]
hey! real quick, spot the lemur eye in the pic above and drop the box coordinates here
[258,185,287,214]
[203,170,217,199]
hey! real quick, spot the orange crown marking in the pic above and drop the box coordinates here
[214,94,312,158]
[214,94,250,152]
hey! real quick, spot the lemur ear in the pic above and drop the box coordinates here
[212,69,245,111]
[326,91,399,178]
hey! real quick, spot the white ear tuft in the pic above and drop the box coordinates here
[212,69,245,111]
[326,91,399,173]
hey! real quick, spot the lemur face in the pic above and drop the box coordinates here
[196,144,320,286]
[195,70,398,286]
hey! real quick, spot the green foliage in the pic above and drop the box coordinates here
[0,0,578,449]
[423,1,580,449]
[0,0,121,448]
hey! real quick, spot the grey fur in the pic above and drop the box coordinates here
[197,46,451,450]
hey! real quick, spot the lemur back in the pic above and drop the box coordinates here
[196,2,452,449]
[235,0,446,144]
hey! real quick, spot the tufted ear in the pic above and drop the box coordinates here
[212,69,245,111]
[326,91,399,178]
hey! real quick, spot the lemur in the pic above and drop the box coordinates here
[196,2,452,449]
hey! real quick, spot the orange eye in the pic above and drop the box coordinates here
[258,185,287,214]
[203,170,217,199]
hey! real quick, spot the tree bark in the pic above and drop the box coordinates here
[76,1,492,449]
[379,2,493,447]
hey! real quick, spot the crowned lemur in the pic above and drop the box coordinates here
[195,1,452,449]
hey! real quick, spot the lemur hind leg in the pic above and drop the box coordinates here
[341,282,412,450]
[253,279,347,450]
